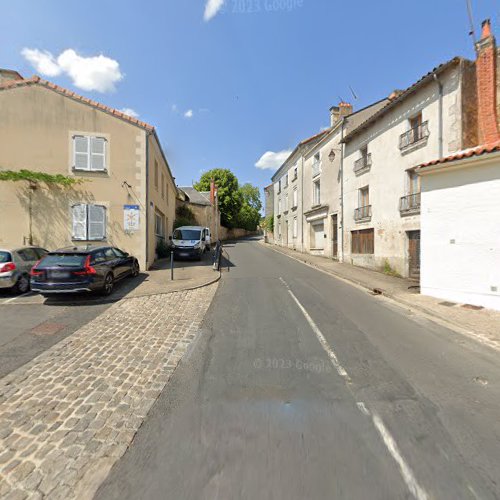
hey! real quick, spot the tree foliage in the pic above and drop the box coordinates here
[195,169,242,228]
[174,205,197,229]
[0,169,84,187]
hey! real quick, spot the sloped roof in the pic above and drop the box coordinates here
[0,75,154,131]
[342,57,466,143]
[179,187,212,206]
[417,142,500,172]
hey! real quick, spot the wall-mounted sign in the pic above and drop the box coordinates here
[124,205,140,231]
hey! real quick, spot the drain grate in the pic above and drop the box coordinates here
[462,304,484,311]
[439,301,457,307]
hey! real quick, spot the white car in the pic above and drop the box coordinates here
[171,226,210,260]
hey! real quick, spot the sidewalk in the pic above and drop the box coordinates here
[265,242,500,352]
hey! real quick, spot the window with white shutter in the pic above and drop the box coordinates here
[71,204,107,241]
[73,136,106,171]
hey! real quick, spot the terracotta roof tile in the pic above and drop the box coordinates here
[417,141,500,171]
[0,75,154,131]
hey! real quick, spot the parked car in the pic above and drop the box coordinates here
[30,246,139,296]
[204,227,212,251]
[0,246,49,294]
[170,226,209,260]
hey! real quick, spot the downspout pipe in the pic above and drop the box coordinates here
[433,73,444,159]
[145,132,150,269]
[340,118,345,262]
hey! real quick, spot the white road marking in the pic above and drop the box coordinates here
[1,292,34,305]
[372,413,429,500]
[279,276,429,500]
[279,277,350,382]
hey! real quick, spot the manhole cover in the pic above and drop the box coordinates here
[30,322,66,336]
[462,304,484,311]
[439,301,457,307]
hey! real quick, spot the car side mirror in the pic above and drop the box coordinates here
[123,252,129,257]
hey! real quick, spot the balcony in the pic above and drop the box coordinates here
[399,193,421,215]
[354,154,372,175]
[354,205,372,222]
[399,121,429,151]
[312,161,321,178]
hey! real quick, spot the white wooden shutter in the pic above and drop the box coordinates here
[88,205,106,240]
[90,137,106,171]
[72,204,88,240]
[74,136,90,170]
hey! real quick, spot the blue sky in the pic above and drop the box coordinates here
[2,0,499,192]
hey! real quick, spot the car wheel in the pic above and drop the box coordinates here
[101,273,114,296]
[14,274,30,294]
[131,261,140,277]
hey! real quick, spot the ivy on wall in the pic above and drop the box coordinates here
[0,169,84,187]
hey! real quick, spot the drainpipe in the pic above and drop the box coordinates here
[340,119,345,262]
[145,132,150,269]
[433,73,444,159]
[300,154,304,252]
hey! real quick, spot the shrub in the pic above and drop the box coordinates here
[156,239,170,258]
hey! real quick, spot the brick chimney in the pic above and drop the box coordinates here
[329,106,340,126]
[339,101,353,118]
[476,19,500,144]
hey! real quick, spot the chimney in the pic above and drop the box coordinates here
[210,179,215,205]
[329,106,340,127]
[339,101,353,118]
[475,19,500,144]
[0,69,23,85]
[388,89,404,101]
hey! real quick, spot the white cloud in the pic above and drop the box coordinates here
[119,108,139,118]
[184,109,194,118]
[21,47,123,93]
[255,150,292,170]
[204,0,225,21]
[21,48,62,77]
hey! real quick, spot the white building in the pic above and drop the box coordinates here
[418,145,500,311]
[341,56,477,278]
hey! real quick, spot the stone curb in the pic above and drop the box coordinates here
[263,242,497,350]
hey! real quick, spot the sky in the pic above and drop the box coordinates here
[1,0,499,193]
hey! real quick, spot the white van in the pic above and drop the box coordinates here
[171,226,210,260]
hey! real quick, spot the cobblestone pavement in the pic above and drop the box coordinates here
[0,283,218,499]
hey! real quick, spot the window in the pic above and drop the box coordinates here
[293,187,298,208]
[278,179,282,193]
[285,193,289,212]
[293,165,298,180]
[72,204,107,241]
[408,169,420,194]
[155,212,165,240]
[17,248,38,262]
[293,217,298,239]
[278,198,282,214]
[312,152,321,177]
[313,179,321,206]
[154,160,159,189]
[351,229,374,254]
[359,186,369,207]
[161,173,165,198]
[73,136,106,171]
[284,174,289,187]
[409,113,423,134]
[103,247,116,260]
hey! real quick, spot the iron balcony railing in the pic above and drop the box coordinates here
[399,121,430,149]
[312,161,321,178]
[399,192,421,213]
[354,205,372,221]
[354,153,372,173]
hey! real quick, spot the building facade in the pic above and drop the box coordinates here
[0,72,176,270]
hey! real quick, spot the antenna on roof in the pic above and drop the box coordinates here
[349,85,359,101]
[465,0,478,48]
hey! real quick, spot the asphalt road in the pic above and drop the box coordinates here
[0,292,112,378]
[96,238,500,500]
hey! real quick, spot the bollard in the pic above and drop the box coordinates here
[170,250,174,280]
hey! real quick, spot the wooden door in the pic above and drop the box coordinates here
[408,231,420,280]
[331,215,338,259]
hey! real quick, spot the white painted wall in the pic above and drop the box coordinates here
[421,159,500,311]
[343,65,463,276]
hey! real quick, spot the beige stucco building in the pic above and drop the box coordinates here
[0,71,176,271]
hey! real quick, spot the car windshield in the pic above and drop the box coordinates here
[38,254,87,268]
[0,252,12,263]
[173,229,201,240]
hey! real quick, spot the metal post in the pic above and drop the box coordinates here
[170,250,174,280]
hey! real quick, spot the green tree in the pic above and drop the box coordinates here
[237,183,262,231]
[194,169,242,228]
